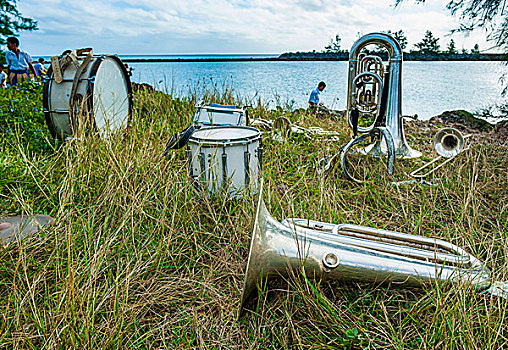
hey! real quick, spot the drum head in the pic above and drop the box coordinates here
[92,56,131,132]
[191,126,259,143]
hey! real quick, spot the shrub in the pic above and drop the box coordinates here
[0,80,53,153]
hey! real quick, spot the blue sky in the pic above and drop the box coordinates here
[15,0,491,55]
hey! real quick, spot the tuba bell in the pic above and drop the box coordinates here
[410,127,471,178]
[240,189,491,315]
[346,33,421,159]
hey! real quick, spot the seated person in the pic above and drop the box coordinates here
[309,81,326,108]
[33,58,47,77]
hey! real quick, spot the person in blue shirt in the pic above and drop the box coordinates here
[309,81,326,108]
[33,58,47,77]
[5,37,36,85]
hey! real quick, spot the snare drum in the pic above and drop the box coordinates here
[188,126,262,196]
[193,102,247,127]
[43,51,132,139]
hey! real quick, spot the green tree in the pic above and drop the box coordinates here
[385,29,408,50]
[414,30,440,53]
[461,48,468,54]
[447,39,458,54]
[0,0,37,62]
[395,1,507,60]
[0,0,37,44]
[325,34,342,53]
[397,0,508,99]
[471,43,480,54]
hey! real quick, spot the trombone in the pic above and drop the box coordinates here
[410,127,471,178]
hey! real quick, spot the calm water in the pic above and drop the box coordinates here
[121,54,278,60]
[125,60,506,120]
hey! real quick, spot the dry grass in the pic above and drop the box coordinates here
[0,88,507,349]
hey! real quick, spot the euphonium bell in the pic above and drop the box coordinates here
[240,189,490,315]
[410,127,471,178]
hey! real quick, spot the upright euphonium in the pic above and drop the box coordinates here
[240,190,491,315]
[346,33,421,159]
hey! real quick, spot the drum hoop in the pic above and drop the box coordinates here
[42,65,57,139]
[86,55,133,132]
[189,138,260,147]
[193,107,244,126]
[189,126,261,146]
[200,106,245,114]
[84,56,104,132]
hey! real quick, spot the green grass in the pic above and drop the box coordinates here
[0,84,507,348]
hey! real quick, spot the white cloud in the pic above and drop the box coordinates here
[15,0,491,55]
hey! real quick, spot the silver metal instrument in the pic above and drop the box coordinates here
[250,117,341,141]
[338,127,395,183]
[346,33,421,159]
[354,55,384,122]
[240,188,491,315]
[410,127,471,178]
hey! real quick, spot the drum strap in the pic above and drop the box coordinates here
[50,56,64,83]
[69,49,94,117]
[64,52,80,69]
[51,48,92,84]
[163,125,198,155]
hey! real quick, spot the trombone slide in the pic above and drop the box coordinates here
[410,128,471,178]
[410,155,453,178]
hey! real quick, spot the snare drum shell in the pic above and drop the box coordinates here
[188,127,262,196]
[43,55,132,139]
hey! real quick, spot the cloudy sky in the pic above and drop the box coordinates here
[16,0,491,55]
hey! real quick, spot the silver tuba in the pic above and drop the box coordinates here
[410,127,471,178]
[240,191,491,315]
[346,33,421,159]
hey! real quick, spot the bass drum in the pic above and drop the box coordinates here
[43,53,132,139]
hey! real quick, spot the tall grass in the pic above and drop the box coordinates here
[0,85,506,348]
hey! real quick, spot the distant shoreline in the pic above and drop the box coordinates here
[278,52,507,62]
[120,52,507,63]
[121,57,281,63]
